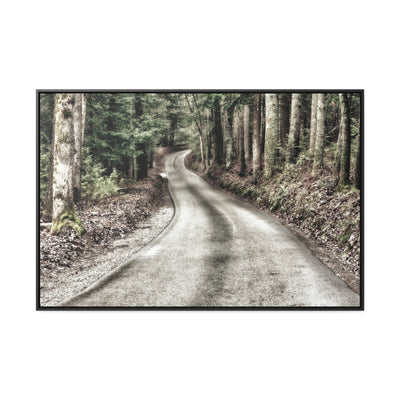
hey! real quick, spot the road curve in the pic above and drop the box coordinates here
[62,150,359,307]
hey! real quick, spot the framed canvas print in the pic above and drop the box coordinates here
[37,90,363,310]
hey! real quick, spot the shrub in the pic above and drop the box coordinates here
[81,155,119,202]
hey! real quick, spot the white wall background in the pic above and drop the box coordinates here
[1,1,398,399]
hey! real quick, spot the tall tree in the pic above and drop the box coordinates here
[233,106,245,175]
[212,96,223,165]
[309,93,318,157]
[43,96,56,220]
[278,93,291,159]
[313,93,326,171]
[260,95,266,155]
[338,93,351,186]
[252,93,262,175]
[184,93,206,170]
[224,94,239,168]
[134,95,147,180]
[243,104,251,165]
[354,124,361,189]
[72,94,85,202]
[205,107,212,165]
[225,102,235,168]
[51,93,85,235]
[264,94,279,178]
[286,93,302,164]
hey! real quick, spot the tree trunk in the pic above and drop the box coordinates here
[184,93,206,170]
[135,142,147,180]
[286,93,302,164]
[72,94,83,202]
[206,108,212,165]
[264,94,279,178]
[313,93,326,171]
[43,99,57,221]
[225,105,234,168]
[233,107,245,175]
[243,104,251,165]
[169,118,176,146]
[213,97,223,165]
[354,121,361,189]
[199,134,205,170]
[334,122,343,176]
[148,140,154,169]
[309,93,318,157]
[252,94,262,175]
[338,93,351,186]
[238,110,245,176]
[51,93,85,235]
[81,93,87,144]
[128,157,134,179]
[278,93,291,160]
[260,94,266,157]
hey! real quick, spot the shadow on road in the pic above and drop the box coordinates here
[184,181,234,306]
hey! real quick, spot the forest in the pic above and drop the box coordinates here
[39,91,362,303]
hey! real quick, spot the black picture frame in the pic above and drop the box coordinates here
[37,89,364,311]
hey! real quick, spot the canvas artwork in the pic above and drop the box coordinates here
[37,90,363,310]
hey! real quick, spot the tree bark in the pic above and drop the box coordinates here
[309,93,318,157]
[354,121,361,189]
[225,105,234,168]
[260,94,266,156]
[135,142,147,180]
[334,121,343,176]
[169,118,176,146]
[81,93,87,145]
[338,93,351,186]
[313,93,326,171]
[72,94,83,202]
[52,93,85,235]
[264,94,279,178]
[278,93,291,158]
[233,107,245,175]
[184,94,206,170]
[192,94,206,170]
[135,96,147,180]
[43,98,56,220]
[206,108,212,165]
[252,94,262,175]
[286,93,302,164]
[128,157,134,179]
[243,104,251,165]
[213,97,223,165]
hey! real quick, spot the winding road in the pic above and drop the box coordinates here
[62,150,359,307]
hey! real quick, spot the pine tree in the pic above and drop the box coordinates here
[286,93,302,164]
[72,94,85,202]
[264,94,279,177]
[354,129,361,189]
[309,93,318,157]
[213,96,223,165]
[252,93,262,175]
[51,93,85,235]
[338,93,351,186]
[243,104,251,165]
[313,93,326,171]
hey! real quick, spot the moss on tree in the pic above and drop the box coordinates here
[51,209,86,236]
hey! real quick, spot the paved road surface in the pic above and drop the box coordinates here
[62,150,359,307]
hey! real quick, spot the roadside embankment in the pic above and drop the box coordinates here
[187,153,360,293]
[39,146,180,306]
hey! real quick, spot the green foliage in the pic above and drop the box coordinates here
[81,153,120,202]
[51,208,86,236]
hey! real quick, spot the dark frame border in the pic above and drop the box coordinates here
[36,89,364,311]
